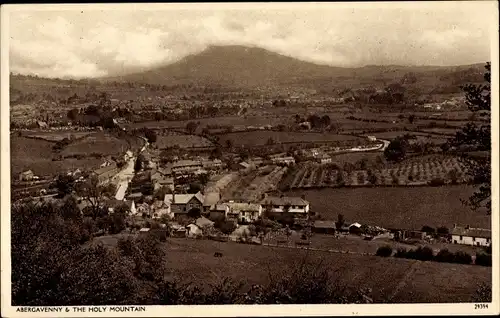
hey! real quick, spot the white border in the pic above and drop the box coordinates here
[1,2,499,317]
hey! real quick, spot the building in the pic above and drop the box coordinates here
[19,170,35,181]
[201,159,223,170]
[316,154,332,164]
[93,163,119,185]
[366,136,377,142]
[172,160,203,174]
[271,156,295,165]
[151,171,174,191]
[203,192,221,214]
[225,202,262,223]
[164,191,204,218]
[151,200,170,219]
[312,220,336,234]
[260,195,310,216]
[451,225,491,247]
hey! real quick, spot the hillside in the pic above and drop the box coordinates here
[104,45,486,90]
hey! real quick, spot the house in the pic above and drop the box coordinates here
[272,156,295,165]
[260,195,310,217]
[127,192,144,202]
[123,150,134,161]
[230,161,251,171]
[451,225,491,247]
[93,163,119,185]
[348,222,362,235]
[151,200,170,219]
[209,204,229,221]
[201,159,223,170]
[312,220,336,234]
[169,223,187,237]
[136,203,152,217]
[164,191,204,218]
[225,202,262,223]
[151,171,174,191]
[19,170,35,181]
[316,154,332,164]
[367,136,377,142]
[172,160,203,174]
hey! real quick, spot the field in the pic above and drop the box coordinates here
[60,132,129,157]
[22,130,94,142]
[155,132,213,149]
[10,136,104,177]
[283,155,468,189]
[153,238,489,303]
[284,185,490,229]
[217,131,361,147]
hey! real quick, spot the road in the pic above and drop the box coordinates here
[112,137,149,200]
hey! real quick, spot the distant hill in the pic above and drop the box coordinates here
[104,45,486,90]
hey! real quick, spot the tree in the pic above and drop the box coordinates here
[384,137,409,162]
[451,62,491,213]
[421,225,435,234]
[134,154,144,172]
[186,121,199,135]
[335,214,345,230]
[76,175,116,218]
[376,245,393,257]
[54,174,75,197]
[67,108,79,121]
[436,226,449,236]
[144,128,157,143]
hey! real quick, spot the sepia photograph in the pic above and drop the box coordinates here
[1,1,498,317]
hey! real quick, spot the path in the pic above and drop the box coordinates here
[113,137,149,200]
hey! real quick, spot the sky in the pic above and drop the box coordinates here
[6,2,497,79]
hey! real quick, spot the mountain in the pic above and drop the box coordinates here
[106,45,355,88]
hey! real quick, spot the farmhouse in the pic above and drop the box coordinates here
[225,202,262,223]
[260,195,309,216]
[19,170,35,181]
[164,192,204,218]
[451,225,491,247]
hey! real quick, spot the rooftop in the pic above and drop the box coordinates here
[451,226,491,239]
[261,196,309,206]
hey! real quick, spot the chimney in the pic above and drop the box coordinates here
[453,223,457,229]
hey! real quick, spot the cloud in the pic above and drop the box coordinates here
[7,3,494,78]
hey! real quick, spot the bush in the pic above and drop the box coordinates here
[412,246,434,261]
[421,225,435,234]
[475,253,492,266]
[216,220,237,235]
[376,245,393,257]
[434,249,455,263]
[436,226,449,236]
[394,248,408,258]
[453,251,472,265]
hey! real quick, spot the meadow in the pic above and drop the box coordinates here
[217,131,361,147]
[155,133,213,149]
[284,185,490,230]
[10,136,103,177]
[156,238,489,303]
[60,132,129,158]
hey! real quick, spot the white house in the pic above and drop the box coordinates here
[451,225,491,247]
[260,196,310,216]
[225,202,262,223]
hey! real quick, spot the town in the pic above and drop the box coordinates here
[6,4,494,308]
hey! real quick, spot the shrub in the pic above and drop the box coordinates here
[394,248,408,258]
[475,253,492,267]
[436,226,449,236]
[413,246,435,261]
[376,245,393,257]
[421,225,435,234]
[434,249,455,263]
[428,178,445,186]
[453,251,472,264]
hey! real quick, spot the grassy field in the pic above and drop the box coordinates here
[23,130,94,142]
[284,185,490,230]
[10,136,103,177]
[218,131,360,147]
[60,132,129,157]
[152,238,490,303]
[156,134,213,148]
